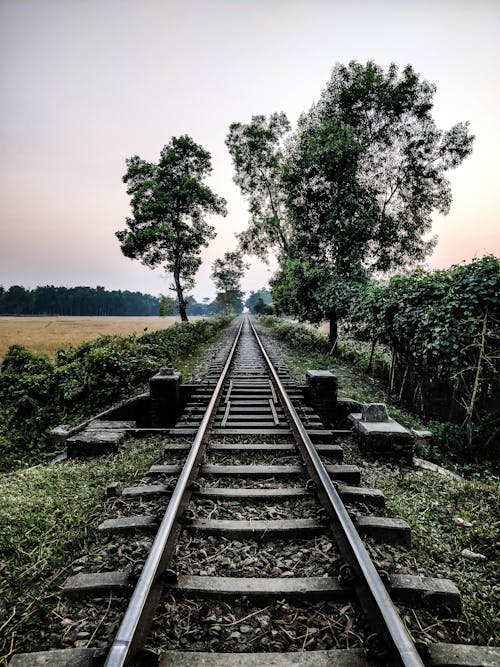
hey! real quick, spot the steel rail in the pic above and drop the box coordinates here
[248,317,424,666]
[104,319,244,667]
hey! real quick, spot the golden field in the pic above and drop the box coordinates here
[318,321,330,337]
[0,316,203,362]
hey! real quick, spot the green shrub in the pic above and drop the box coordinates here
[260,316,330,352]
[343,256,500,455]
[0,317,231,471]
[261,314,499,468]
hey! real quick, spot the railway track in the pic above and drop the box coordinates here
[10,317,498,666]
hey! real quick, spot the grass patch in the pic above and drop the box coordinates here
[369,468,500,645]
[0,317,234,662]
[260,316,499,469]
[0,320,234,662]
[0,437,163,663]
[289,347,425,431]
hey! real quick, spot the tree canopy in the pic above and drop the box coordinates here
[283,62,473,273]
[227,61,474,346]
[116,135,227,321]
[226,113,291,260]
[245,288,273,314]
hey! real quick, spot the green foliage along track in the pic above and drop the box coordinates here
[346,256,500,458]
[0,317,231,472]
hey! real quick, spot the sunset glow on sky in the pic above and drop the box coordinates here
[1,0,499,301]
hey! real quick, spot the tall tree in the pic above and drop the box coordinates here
[229,62,474,348]
[211,250,247,315]
[284,62,473,271]
[116,135,227,321]
[226,113,291,260]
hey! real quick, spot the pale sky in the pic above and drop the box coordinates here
[1,0,499,302]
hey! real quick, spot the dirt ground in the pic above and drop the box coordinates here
[0,316,204,361]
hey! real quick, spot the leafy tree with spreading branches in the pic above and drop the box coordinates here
[116,135,227,322]
[228,62,474,350]
[226,113,291,260]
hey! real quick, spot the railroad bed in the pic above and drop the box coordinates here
[11,318,499,666]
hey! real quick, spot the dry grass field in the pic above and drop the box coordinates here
[318,321,329,336]
[0,316,203,362]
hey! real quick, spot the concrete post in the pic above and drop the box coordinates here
[305,370,338,425]
[149,367,182,428]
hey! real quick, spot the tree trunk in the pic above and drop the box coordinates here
[328,312,339,356]
[389,348,396,392]
[398,363,409,402]
[367,338,377,372]
[174,273,188,322]
[466,309,488,445]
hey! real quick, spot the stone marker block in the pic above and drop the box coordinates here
[105,481,121,498]
[348,406,414,460]
[87,420,136,430]
[150,368,182,427]
[413,429,433,440]
[412,429,433,454]
[10,648,96,667]
[361,403,389,422]
[49,424,72,444]
[67,429,126,457]
[305,370,338,425]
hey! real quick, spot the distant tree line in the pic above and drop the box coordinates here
[0,285,225,317]
[0,285,160,316]
[161,295,227,317]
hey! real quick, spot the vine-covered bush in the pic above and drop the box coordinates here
[348,256,500,451]
[0,317,230,471]
[266,256,499,459]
